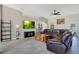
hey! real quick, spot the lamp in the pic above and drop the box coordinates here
[16,24,20,29]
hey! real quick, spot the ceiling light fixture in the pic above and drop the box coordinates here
[50,10,61,16]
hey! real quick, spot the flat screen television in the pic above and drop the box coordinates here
[23,20,35,29]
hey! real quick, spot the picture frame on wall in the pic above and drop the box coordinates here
[57,18,64,24]
[50,24,54,29]
[70,24,75,30]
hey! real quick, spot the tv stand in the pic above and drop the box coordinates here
[24,31,35,38]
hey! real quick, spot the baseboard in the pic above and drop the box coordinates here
[12,37,24,40]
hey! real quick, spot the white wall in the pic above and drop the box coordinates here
[36,17,48,31]
[21,17,37,38]
[22,16,48,37]
[2,5,48,39]
[2,5,79,38]
[36,21,48,32]
[2,5,23,39]
[48,14,79,36]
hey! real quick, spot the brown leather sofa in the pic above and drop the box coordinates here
[46,30,73,54]
[42,29,69,39]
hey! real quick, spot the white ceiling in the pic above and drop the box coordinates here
[4,4,79,19]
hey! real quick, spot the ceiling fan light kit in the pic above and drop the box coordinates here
[50,10,61,15]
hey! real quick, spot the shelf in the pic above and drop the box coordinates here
[2,34,11,36]
[2,30,10,32]
[2,38,11,40]
[2,22,10,24]
[2,26,10,28]
[1,20,11,42]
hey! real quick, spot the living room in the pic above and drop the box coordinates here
[0,4,79,54]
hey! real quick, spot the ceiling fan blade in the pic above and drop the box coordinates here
[57,12,60,13]
[57,12,61,15]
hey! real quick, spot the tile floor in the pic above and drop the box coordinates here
[0,37,52,54]
[0,36,79,54]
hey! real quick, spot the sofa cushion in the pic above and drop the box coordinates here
[63,31,70,36]
[47,42,67,54]
[62,33,71,43]
[64,35,72,48]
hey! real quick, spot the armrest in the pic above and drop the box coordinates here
[47,40,62,45]
[48,39,59,42]
[52,42,62,45]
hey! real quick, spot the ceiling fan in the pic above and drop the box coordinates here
[50,10,61,16]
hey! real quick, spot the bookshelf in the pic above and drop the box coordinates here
[1,20,11,42]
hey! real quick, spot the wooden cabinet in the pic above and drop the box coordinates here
[35,33,50,42]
